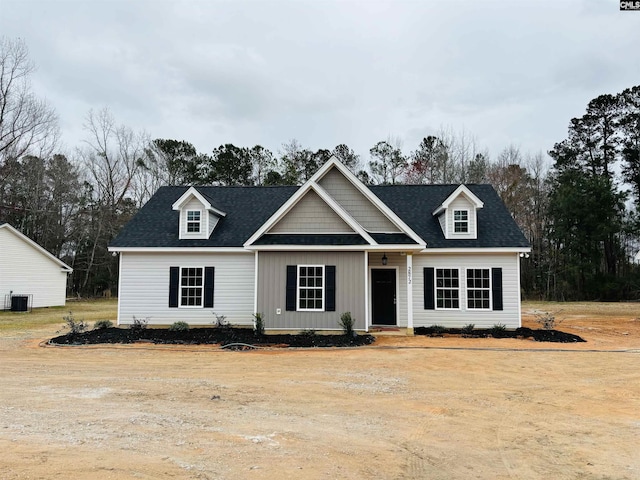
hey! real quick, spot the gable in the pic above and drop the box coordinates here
[0,224,72,272]
[269,189,355,234]
[318,167,400,232]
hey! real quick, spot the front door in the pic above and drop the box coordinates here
[372,269,396,325]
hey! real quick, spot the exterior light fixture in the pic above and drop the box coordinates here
[382,253,388,265]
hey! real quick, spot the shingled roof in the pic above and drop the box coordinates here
[109,183,528,249]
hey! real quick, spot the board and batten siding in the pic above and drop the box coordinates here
[412,253,521,329]
[0,228,68,308]
[318,167,400,232]
[118,252,255,325]
[257,251,365,330]
[269,190,354,233]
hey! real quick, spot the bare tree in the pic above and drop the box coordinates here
[0,37,59,165]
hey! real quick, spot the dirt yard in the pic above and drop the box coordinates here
[0,301,639,479]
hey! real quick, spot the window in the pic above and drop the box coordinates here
[453,210,468,233]
[180,267,203,306]
[467,268,491,309]
[298,265,324,311]
[186,210,201,233]
[436,268,459,309]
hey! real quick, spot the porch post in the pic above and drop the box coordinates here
[406,253,414,335]
[363,251,369,332]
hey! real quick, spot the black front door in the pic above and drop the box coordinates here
[372,269,396,325]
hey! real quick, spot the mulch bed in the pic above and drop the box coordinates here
[48,327,376,348]
[414,326,586,343]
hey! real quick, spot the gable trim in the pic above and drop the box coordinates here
[315,158,426,246]
[432,184,484,216]
[172,186,227,217]
[0,223,72,272]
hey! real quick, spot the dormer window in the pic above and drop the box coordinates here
[187,210,201,233]
[453,210,468,233]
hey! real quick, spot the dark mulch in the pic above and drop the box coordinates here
[413,326,586,343]
[48,327,376,348]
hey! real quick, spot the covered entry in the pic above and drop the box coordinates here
[371,268,397,325]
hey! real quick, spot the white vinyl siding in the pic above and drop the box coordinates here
[269,190,354,233]
[413,253,521,329]
[318,167,400,232]
[0,228,68,308]
[118,252,254,325]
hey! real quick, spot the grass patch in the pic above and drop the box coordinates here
[0,299,117,333]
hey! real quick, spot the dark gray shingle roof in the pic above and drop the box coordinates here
[110,183,529,249]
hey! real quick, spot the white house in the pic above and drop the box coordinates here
[109,157,531,332]
[0,223,72,309]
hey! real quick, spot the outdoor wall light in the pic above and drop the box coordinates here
[382,253,388,265]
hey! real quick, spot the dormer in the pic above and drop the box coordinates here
[172,187,226,240]
[432,185,484,240]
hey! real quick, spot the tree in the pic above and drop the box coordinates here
[404,136,448,184]
[209,144,254,186]
[332,144,361,172]
[280,139,317,185]
[0,37,59,166]
[145,138,203,186]
[369,140,406,185]
[248,145,275,186]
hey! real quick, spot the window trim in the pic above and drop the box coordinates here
[435,268,461,310]
[186,209,202,234]
[466,268,492,311]
[297,264,325,312]
[453,209,469,234]
[179,266,204,308]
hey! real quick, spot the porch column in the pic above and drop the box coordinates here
[364,251,369,332]
[406,253,414,335]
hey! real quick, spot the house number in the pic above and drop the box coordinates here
[407,266,412,284]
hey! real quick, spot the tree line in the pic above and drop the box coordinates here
[1,37,638,300]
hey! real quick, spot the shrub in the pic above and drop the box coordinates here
[298,329,316,337]
[429,324,446,335]
[130,316,149,332]
[534,310,562,330]
[490,323,507,336]
[63,311,87,334]
[94,319,113,330]
[169,321,190,332]
[212,312,229,328]
[253,313,265,336]
[339,312,356,337]
[461,323,475,335]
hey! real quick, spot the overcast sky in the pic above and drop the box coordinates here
[2,0,639,163]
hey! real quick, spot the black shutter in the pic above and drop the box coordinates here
[424,267,435,310]
[204,267,215,308]
[492,267,503,311]
[325,265,336,312]
[169,267,179,308]
[286,265,297,311]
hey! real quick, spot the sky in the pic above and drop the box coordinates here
[2,0,639,164]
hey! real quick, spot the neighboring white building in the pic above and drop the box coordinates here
[0,223,72,309]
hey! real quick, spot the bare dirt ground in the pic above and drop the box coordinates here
[1,301,639,479]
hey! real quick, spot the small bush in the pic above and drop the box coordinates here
[298,329,316,337]
[130,316,149,332]
[94,319,113,330]
[490,323,507,336]
[534,310,562,330]
[253,313,265,336]
[169,321,190,332]
[212,312,229,328]
[430,324,446,334]
[461,323,475,335]
[339,312,356,337]
[63,311,87,334]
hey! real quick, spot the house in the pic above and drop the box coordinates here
[109,158,530,332]
[0,223,72,310]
